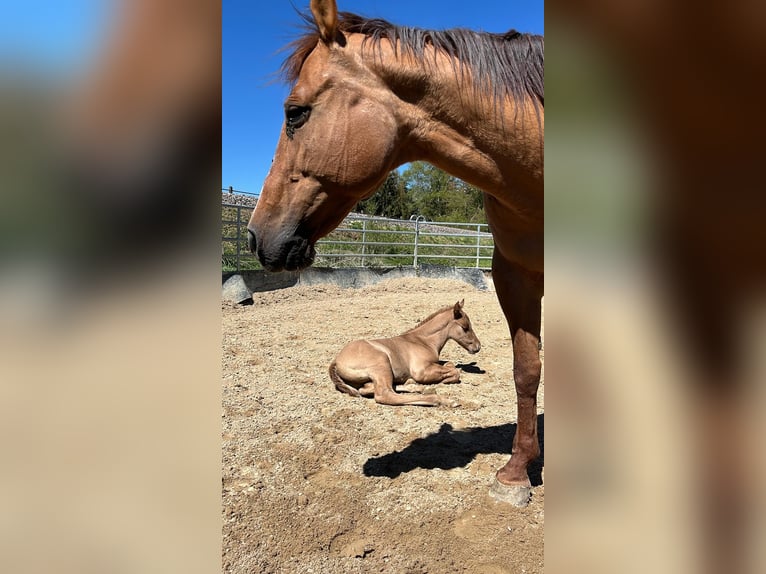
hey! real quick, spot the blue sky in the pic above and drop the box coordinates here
[223,0,544,194]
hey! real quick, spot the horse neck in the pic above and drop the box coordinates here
[408,312,452,353]
[359,40,530,194]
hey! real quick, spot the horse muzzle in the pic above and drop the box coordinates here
[247,226,316,272]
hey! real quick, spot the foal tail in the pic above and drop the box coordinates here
[328,361,362,398]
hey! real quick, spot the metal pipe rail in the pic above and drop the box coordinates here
[222,202,495,271]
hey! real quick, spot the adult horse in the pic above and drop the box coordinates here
[247,0,543,507]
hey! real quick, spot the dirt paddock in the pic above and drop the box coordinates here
[223,277,544,573]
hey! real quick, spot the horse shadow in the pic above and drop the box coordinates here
[363,413,544,486]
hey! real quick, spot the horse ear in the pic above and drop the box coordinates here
[311,0,339,44]
[453,300,463,319]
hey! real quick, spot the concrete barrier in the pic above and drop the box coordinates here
[221,274,253,305]
[225,265,491,295]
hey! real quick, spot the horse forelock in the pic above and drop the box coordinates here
[280,11,321,85]
[280,11,544,111]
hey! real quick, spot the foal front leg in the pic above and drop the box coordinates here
[490,254,543,507]
[412,362,462,385]
[370,369,444,407]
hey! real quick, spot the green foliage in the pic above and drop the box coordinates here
[221,205,261,271]
[357,163,486,223]
[403,162,486,223]
[355,171,414,219]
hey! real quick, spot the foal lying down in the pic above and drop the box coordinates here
[329,300,481,406]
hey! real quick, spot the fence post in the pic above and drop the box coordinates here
[361,219,367,266]
[475,223,481,268]
[235,206,241,272]
[412,216,424,268]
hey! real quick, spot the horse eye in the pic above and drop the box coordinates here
[284,104,311,139]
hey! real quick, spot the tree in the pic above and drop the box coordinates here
[355,164,486,222]
[445,179,486,223]
[355,171,414,219]
[400,162,486,222]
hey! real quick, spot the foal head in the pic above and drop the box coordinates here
[446,300,481,354]
[247,0,405,271]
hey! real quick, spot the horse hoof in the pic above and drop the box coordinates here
[489,478,531,507]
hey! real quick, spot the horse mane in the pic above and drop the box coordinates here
[281,11,544,110]
[405,305,454,333]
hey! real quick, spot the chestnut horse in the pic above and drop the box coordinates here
[247,0,543,507]
[330,300,481,406]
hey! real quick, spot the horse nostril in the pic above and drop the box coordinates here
[247,228,257,253]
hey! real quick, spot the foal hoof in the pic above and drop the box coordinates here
[438,396,461,408]
[489,478,532,507]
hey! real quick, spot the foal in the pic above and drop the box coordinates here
[329,301,481,406]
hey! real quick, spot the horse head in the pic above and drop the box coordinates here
[247,0,404,271]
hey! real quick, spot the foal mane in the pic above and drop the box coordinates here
[405,305,455,333]
[281,11,544,111]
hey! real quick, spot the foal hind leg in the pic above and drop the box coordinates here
[356,382,375,397]
[370,369,445,407]
[490,254,543,507]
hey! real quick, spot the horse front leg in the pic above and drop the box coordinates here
[490,254,543,507]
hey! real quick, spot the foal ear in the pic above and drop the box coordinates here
[453,300,463,319]
[310,0,339,44]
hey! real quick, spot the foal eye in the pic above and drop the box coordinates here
[284,104,311,139]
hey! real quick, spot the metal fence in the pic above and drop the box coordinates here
[222,202,495,272]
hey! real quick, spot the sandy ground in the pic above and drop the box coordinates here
[222,278,544,573]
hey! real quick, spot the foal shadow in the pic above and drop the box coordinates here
[363,413,544,486]
[436,360,486,374]
[455,361,486,374]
